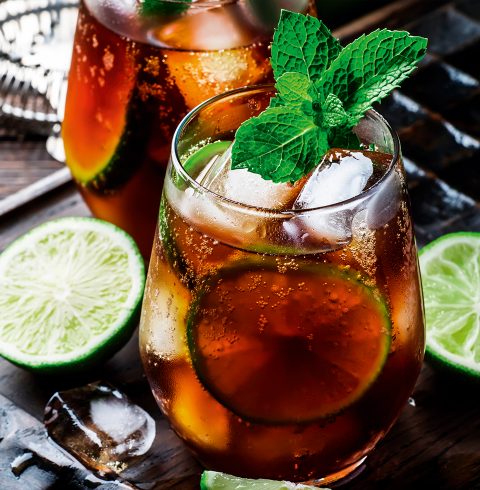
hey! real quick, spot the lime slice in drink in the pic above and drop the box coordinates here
[187,260,391,424]
[62,39,142,194]
[0,217,145,373]
[419,232,480,378]
[183,140,232,177]
[64,86,150,193]
[201,471,330,490]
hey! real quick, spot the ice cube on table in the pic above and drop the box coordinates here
[44,382,155,475]
[286,150,374,246]
[0,393,138,489]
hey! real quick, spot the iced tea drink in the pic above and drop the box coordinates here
[139,86,425,484]
[62,0,316,256]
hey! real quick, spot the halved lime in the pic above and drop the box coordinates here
[188,260,391,424]
[0,217,146,373]
[420,232,480,378]
[200,471,330,490]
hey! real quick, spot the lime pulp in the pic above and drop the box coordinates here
[420,232,480,378]
[0,217,146,372]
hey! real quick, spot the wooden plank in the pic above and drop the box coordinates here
[0,167,71,217]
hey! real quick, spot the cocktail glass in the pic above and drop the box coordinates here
[139,85,425,485]
[61,0,316,257]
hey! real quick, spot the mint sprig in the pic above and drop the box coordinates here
[140,0,191,16]
[231,11,427,184]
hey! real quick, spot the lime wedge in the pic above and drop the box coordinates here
[201,471,330,490]
[0,217,145,372]
[188,260,391,424]
[420,232,480,378]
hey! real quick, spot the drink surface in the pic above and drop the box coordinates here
[139,145,425,482]
[62,0,314,256]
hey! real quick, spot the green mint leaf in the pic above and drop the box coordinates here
[323,93,348,128]
[317,29,427,126]
[328,127,361,150]
[140,0,191,16]
[271,10,341,83]
[268,97,284,108]
[275,72,312,111]
[231,107,327,184]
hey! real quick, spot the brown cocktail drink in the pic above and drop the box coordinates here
[139,85,425,484]
[62,0,316,256]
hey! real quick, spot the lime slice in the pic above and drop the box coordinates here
[188,260,391,424]
[0,217,145,372]
[183,140,232,177]
[201,471,329,490]
[62,39,142,193]
[420,232,480,378]
[64,87,149,193]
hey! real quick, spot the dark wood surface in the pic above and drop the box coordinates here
[1,0,480,488]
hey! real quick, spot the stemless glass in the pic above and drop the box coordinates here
[61,0,316,257]
[139,85,425,485]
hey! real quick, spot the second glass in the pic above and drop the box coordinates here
[62,0,315,256]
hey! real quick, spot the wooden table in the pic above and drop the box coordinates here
[1,0,480,488]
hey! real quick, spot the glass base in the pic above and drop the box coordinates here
[303,457,367,487]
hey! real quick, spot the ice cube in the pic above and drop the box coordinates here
[285,150,373,246]
[1,393,138,489]
[44,382,155,475]
[152,5,258,51]
[197,143,234,190]
[169,143,301,248]
[200,144,300,210]
[157,7,271,107]
[295,151,374,208]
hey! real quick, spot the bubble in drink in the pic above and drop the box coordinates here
[44,382,156,475]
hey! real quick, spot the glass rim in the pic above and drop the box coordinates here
[171,84,402,215]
